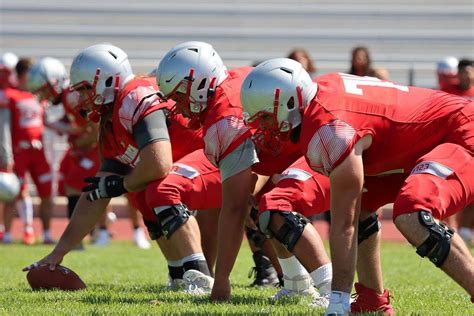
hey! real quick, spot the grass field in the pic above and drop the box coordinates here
[0,241,472,315]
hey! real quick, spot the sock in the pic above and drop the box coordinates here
[4,232,11,241]
[16,197,33,227]
[43,229,51,241]
[458,227,472,243]
[277,256,308,278]
[181,253,210,276]
[310,263,332,295]
[133,225,140,230]
[168,259,184,279]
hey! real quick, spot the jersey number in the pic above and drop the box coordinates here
[340,73,409,96]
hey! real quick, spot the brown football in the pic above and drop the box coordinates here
[26,265,86,291]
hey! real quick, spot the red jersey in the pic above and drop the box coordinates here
[202,67,253,165]
[0,88,45,147]
[100,77,203,167]
[252,138,303,176]
[300,73,472,176]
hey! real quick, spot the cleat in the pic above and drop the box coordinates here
[133,227,151,249]
[92,229,110,246]
[350,282,394,315]
[311,292,330,308]
[248,252,280,287]
[23,230,36,245]
[183,269,214,295]
[271,274,318,301]
[43,237,55,245]
[167,275,187,290]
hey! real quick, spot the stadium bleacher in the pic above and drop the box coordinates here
[1,0,473,215]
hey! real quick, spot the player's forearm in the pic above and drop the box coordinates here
[54,194,110,255]
[214,206,247,281]
[329,215,358,293]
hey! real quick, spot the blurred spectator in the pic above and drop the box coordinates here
[349,46,376,77]
[348,46,390,80]
[287,48,317,78]
[436,56,459,93]
[373,67,390,80]
[452,58,474,99]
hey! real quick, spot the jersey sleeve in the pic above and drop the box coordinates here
[218,138,259,181]
[305,119,357,176]
[203,116,252,166]
[132,109,170,150]
[118,85,163,134]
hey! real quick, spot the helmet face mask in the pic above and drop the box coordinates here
[156,41,227,123]
[241,58,317,154]
[69,68,121,123]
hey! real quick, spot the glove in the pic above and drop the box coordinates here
[82,175,128,201]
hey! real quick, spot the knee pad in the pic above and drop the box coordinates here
[358,213,381,244]
[153,204,191,239]
[143,220,162,240]
[272,212,310,252]
[416,211,454,267]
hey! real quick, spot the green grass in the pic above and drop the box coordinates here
[0,242,472,315]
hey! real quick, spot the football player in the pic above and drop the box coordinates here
[0,57,54,245]
[0,52,18,243]
[155,41,332,302]
[24,44,211,290]
[241,58,474,315]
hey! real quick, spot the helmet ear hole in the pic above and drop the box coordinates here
[197,78,207,90]
[286,97,295,110]
[105,76,113,87]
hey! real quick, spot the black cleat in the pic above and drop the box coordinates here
[248,251,280,287]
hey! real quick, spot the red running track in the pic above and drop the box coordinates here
[5,218,406,243]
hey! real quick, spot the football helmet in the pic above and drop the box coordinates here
[27,57,69,103]
[0,52,18,70]
[69,44,134,121]
[0,172,20,202]
[240,58,317,151]
[0,52,19,88]
[156,41,228,116]
[437,56,458,75]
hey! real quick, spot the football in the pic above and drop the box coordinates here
[26,265,87,291]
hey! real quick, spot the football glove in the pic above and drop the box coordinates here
[82,175,128,201]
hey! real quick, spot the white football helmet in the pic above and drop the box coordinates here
[0,52,19,88]
[69,44,134,120]
[27,57,69,103]
[156,41,228,115]
[0,52,19,70]
[437,56,459,75]
[0,172,20,202]
[241,58,317,134]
